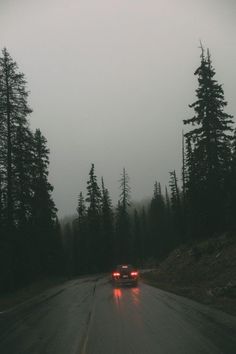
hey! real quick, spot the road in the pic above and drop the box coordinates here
[0,276,236,354]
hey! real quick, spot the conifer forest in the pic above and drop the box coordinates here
[1,45,236,292]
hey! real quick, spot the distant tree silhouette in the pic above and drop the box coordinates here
[86,163,102,271]
[74,192,88,273]
[101,177,114,270]
[169,171,184,243]
[133,209,142,263]
[149,181,167,258]
[115,168,132,263]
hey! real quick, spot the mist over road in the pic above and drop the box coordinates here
[0,276,235,354]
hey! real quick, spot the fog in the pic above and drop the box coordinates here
[0,0,235,216]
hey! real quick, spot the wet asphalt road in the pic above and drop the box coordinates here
[0,276,236,354]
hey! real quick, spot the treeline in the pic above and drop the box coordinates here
[63,165,181,275]
[1,44,236,287]
[0,48,63,291]
[64,45,236,275]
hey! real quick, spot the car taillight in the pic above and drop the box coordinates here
[113,272,120,277]
[131,271,138,276]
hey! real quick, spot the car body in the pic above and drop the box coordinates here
[112,264,139,286]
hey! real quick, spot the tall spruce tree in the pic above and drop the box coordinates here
[133,209,142,263]
[227,130,236,229]
[184,46,233,235]
[0,48,34,289]
[74,192,88,273]
[101,177,113,270]
[115,168,131,262]
[86,163,102,271]
[0,48,32,228]
[149,181,166,258]
[31,129,57,274]
[169,170,184,243]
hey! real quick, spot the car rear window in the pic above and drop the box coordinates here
[117,265,133,271]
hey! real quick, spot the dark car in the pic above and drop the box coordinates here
[112,264,139,286]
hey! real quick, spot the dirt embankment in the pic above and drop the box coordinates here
[142,234,236,315]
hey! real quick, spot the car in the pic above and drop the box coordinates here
[112,264,139,286]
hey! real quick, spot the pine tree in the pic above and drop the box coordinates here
[86,164,101,217]
[140,207,149,260]
[115,168,131,262]
[119,168,131,210]
[169,170,183,243]
[133,209,142,263]
[86,164,102,271]
[0,48,34,289]
[0,48,32,228]
[31,129,57,274]
[149,181,166,258]
[75,192,88,273]
[227,130,236,230]
[169,171,180,211]
[184,45,233,235]
[101,177,114,270]
[14,125,34,228]
[31,129,57,227]
[0,171,4,230]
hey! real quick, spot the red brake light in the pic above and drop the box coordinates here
[131,271,138,276]
[113,272,120,277]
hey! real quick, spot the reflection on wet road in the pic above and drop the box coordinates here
[86,279,236,354]
[0,276,236,354]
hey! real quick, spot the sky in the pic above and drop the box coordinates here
[0,0,236,217]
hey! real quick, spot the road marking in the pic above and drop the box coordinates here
[79,282,97,354]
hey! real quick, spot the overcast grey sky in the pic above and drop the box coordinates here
[0,0,236,217]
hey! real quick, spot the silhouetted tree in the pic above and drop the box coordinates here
[133,209,142,263]
[86,163,102,271]
[149,181,166,258]
[184,45,233,235]
[74,192,88,273]
[31,129,58,275]
[169,170,184,243]
[0,49,63,291]
[115,168,131,263]
[100,177,114,270]
[0,48,32,228]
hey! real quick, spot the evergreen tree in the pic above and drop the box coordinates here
[184,45,233,235]
[0,48,32,228]
[115,168,131,262]
[149,181,166,258]
[14,125,34,228]
[140,207,149,260]
[0,48,34,289]
[86,163,102,271]
[119,168,131,210]
[31,129,57,274]
[169,170,183,243]
[75,192,88,272]
[133,209,142,263]
[31,129,57,227]
[227,130,236,230]
[169,171,181,212]
[101,177,114,270]
[0,48,63,290]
